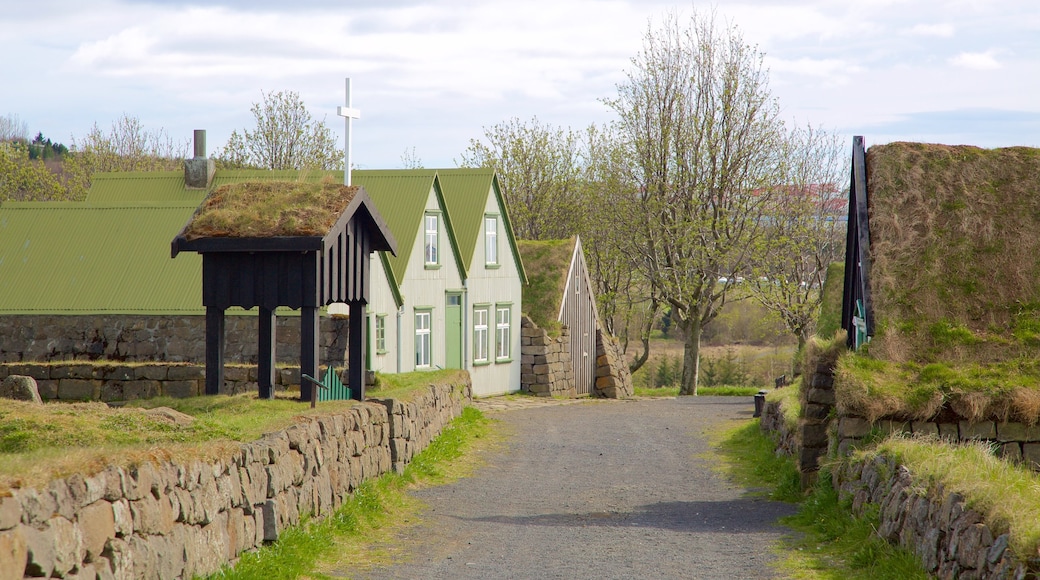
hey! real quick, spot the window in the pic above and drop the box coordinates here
[375,315,387,354]
[473,306,489,364]
[484,215,498,265]
[415,310,431,368]
[495,305,511,361]
[424,213,439,265]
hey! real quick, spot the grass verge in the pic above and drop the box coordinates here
[864,436,1040,560]
[711,420,928,579]
[206,406,499,579]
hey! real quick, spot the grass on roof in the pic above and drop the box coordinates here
[183,177,357,240]
[865,142,1040,365]
[517,238,573,333]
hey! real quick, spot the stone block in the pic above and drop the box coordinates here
[167,365,205,380]
[0,497,20,531]
[134,365,168,381]
[810,373,834,389]
[877,420,910,436]
[999,442,1022,462]
[123,380,161,401]
[35,380,58,401]
[911,422,939,437]
[959,420,996,440]
[0,527,26,580]
[837,416,872,439]
[0,375,42,404]
[99,382,124,402]
[803,403,831,422]
[996,422,1040,442]
[938,422,959,440]
[78,500,115,561]
[1022,443,1040,468]
[57,379,99,401]
[101,366,135,381]
[224,366,250,382]
[801,423,829,447]
[164,380,199,398]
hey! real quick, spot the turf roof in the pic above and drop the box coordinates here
[180,179,359,240]
[863,142,1040,364]
[516,237,576,329]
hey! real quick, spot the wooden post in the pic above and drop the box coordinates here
[300,306,319,402]
[205,306,225,395]
[349,300,367,401]
[258,307,276,399]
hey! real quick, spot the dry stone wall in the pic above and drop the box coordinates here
[0,315,349,366]
[834,454,1030,578]
[760,398,798,457]
[0,379,468,579]
[519,316,574,397]
[593,329,633,398]
[0,363,305,401]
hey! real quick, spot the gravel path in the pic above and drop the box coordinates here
[335,396,797,579]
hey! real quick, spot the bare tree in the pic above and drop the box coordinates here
[751,124,848,349]
[578,123,660,372]
[458,117,583,240]
[0,114,29,143]
[606,10,786,395]
[217,90,342,171]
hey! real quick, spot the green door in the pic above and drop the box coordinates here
[445,293,463,369]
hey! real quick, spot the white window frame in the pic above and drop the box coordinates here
[495,305,511,361]
[473,306,489,364]
[415,310,431,368]
[485,215,499,265]
[424,213,439,265]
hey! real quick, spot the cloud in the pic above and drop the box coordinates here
[906,23,955,37]
[948,50,1002,70]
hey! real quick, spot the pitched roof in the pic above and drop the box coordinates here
[87,172,206,204]
[515,237,576,328]
[437,168,528,284]
[0,202,203,314]
[352,170,466,299]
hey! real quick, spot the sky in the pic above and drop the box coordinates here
[3,0,1039,169]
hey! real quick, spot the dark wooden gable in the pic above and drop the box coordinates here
[172,186,396,402]
[842,136,875,350]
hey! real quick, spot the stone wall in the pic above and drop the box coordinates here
[834,453,1030,578]
[0,379,469,579]
[519,316,574,397]
[798,357,838,488]
[0,315,350,366]
[760,398,798,457]
[593,329,633,398]
[0,363,306,401]
[836,415,1040,469]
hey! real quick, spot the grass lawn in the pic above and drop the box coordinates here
[0,369,465,492]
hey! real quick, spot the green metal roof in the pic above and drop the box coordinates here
[438,168,528,284]
[87,171,207,204]
[351,170,466,296]
[0,202,204,314]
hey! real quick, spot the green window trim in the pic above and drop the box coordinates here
[374,314,388,355]
[494,302,512,363]
[473,304,491,365]
[414,308,433,369]
[424,212,440,266]
[484,214,499,266]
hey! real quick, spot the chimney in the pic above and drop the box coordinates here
[184,129,215,189]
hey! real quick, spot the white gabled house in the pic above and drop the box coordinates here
[438,169,527,397]
[347,170,468,377]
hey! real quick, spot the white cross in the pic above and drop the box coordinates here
[337,77,361,186]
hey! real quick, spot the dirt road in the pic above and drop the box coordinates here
[336,396,796,579]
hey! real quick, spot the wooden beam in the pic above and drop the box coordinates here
[300,306,319,402]
[258,307,276,399]
[205,306,225,395]
[349,300,367,401]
